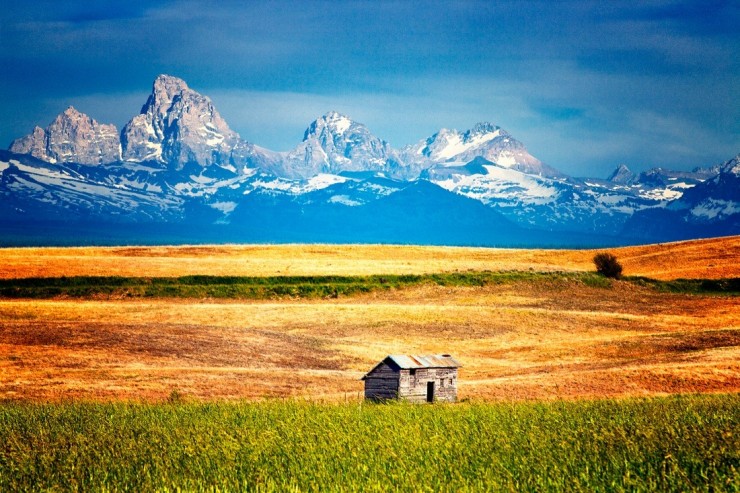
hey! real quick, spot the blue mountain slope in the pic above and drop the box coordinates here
[223,180,625,247]
[623,156,740,241]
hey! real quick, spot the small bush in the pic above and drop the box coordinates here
[594,252,623,279]
[167,389,184,403]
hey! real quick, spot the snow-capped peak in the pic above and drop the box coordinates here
[304,111,356,140]
[407,123,508,162]
[323,111,351,128]
[466,122,503,138]
[401,121,559,176]
[272,112,400,179]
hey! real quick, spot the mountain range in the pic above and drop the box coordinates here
[2,74,738,247]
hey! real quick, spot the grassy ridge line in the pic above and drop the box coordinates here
[0,394,737,492]
[0,272,737,299]
[628,276,740,295]
[0,271,600,299]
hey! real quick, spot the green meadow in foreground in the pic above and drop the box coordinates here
[0,272,738,299]
[0,394,738,492]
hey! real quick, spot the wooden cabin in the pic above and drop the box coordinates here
[361,354,461,402]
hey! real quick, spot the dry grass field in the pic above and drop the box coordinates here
[0,236,738,402]
[1,235,738,280]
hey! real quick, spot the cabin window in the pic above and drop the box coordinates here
[440,379,445,388]
[409,369,416,376]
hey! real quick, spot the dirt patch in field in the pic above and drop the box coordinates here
[0,320,342,371]
[1,275,737,402]
[594,329,740,361]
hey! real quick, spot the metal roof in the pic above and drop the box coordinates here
[361,354,461,380]
[387,354,461,369]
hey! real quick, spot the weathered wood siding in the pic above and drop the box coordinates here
[363,361,400,400]
[398,368,458,403]
[364,359,459,402]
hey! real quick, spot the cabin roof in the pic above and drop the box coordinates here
[362,354,461,379]
[387,354,461,369]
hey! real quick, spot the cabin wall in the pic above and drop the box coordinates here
[398,368,457,403]
[363,362,400,400]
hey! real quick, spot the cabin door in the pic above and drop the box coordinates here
[426,381,435,402]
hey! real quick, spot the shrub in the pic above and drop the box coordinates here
[594,252,623,279]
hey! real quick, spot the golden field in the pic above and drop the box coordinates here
[0,236,738,402]
[1,235,739,280]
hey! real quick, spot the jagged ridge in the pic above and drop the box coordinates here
[10,106,120,166]
[8,75,552,180]
[120,74,261,171]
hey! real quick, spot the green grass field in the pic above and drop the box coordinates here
[0,272,738,299]
[1,394,737,492]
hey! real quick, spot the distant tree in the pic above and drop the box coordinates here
[593,252,623,279]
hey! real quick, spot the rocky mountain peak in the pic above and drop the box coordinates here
[8,126,47,161]
[268,112,402,179]
[607,164,637,184]
[52,106,100,135]
[154,74,189,92]
[723,155,740,176]
[144,75,190,118]
[9,106,120,165]
[303,111,356,141]
[466,122,502,138]
[120,74,254,170]
[61,105,83,118]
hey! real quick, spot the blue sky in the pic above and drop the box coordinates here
[1,0,737,177]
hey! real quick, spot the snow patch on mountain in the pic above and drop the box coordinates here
[432,164,558,205]
[307,173,348,190]
[209,201,238,214]
[638,187,685,201]
[242,172,347,196]
[690,199,740,220]
[328,113,352,135]
[434,128,501,160]
[329,194,362,206]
